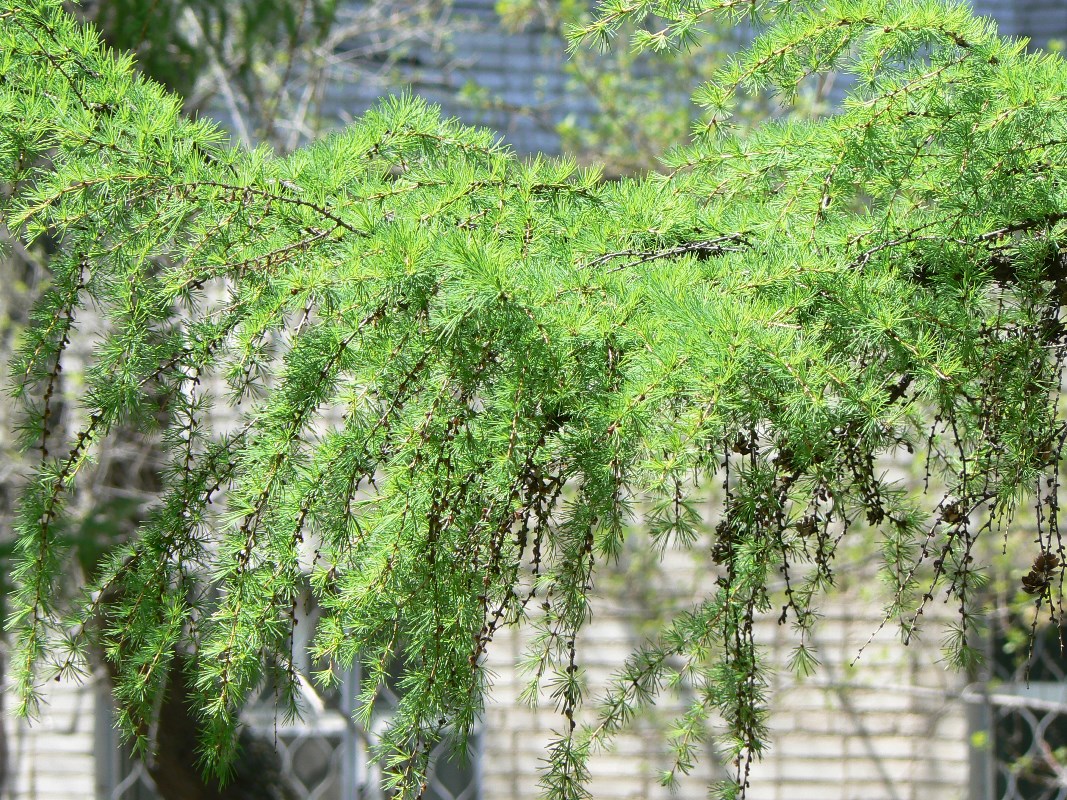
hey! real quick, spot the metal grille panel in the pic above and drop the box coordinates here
[970,614,1067,800]
[104,596,478,800]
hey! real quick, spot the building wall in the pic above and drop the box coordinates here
[479,586,972,800]
[752,606,970,800]
[978,0,1067,49]
[2,672,105,800]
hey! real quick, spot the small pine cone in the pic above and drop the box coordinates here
[1022,571,1049,595]
[1034,552,1060,573]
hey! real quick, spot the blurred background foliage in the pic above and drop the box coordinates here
[492,0,740,175]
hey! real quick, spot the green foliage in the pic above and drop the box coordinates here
[3,0,1067,798]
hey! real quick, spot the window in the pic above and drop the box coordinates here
[969,613,1067,800]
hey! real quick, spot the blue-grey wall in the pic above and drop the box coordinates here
[319,0,1067,156]
[977,0,1067,49]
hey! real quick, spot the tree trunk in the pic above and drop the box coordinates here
[116,659,298,800]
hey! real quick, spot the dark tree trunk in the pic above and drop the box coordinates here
[113,659,298,800]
